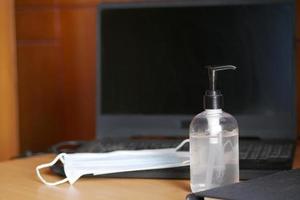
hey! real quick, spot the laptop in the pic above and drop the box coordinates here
[51,0,297,180]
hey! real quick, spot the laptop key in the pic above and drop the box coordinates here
[248,145,262,160]
[279,144,293,159]
[270,146,282,159]
[259,145,272,160]
[239,143,254,160]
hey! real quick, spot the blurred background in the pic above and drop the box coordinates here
[0,0,299,161]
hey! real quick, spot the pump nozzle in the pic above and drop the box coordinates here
[204,65,236,109]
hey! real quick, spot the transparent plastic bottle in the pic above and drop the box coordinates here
[189,65,239,192]
[190,109,239,192]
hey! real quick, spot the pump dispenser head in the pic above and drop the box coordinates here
[203,65,236,110]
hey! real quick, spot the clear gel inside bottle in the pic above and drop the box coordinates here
[190,109,239,192]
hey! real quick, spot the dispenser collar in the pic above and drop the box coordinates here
[203,65,237,109]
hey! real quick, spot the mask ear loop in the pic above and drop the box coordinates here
[175,139,190,165]
[175,139,189,151]
[36,153,68,186]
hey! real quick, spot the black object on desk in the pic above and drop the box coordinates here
[186,169,300,200]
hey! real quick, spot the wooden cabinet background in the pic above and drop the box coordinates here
[16,1,99,152]
[15,0,300,152]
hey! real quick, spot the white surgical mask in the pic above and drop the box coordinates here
[36,139,189,186]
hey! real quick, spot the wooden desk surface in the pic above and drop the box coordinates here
[0,141,300,200]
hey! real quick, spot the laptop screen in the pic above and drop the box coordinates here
[97,1,296,139]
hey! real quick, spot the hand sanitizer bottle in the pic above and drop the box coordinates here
[189,65,239,192]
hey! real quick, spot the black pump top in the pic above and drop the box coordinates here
[203,65,236,109]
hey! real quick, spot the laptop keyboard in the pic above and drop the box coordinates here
[72,138,294,169]
[50,138,295,179]
[239,142,293,160]
[77,139,186,153]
